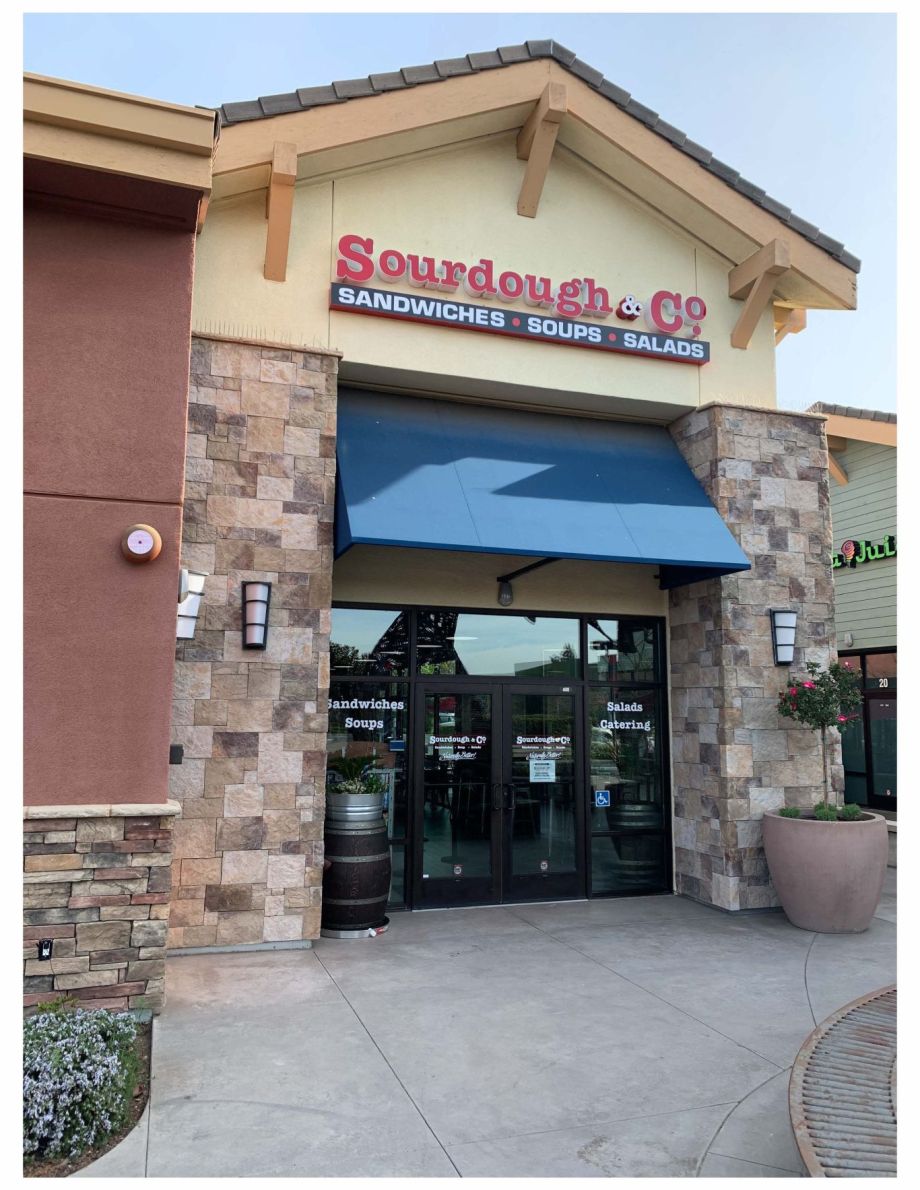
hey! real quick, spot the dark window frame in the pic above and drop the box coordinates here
[839,647,897,812]
[329,603,672,905]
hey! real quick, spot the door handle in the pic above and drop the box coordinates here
[491,783,504,812]
[503,783,516,811]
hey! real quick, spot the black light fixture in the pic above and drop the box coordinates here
[770,609,797,665]
[242,581,272,650]
[176,570,207,640]
[495,557,558,607]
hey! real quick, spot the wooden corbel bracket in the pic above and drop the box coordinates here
[728,239,791,349]
[516,83,567,219]
[774,306,807,346]
[825,434,849,486]
[264,141,298,282]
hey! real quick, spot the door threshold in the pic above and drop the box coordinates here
[413,898,590,912]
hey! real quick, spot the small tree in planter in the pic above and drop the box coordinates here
[763,660,886,933]
[776,661,862,818]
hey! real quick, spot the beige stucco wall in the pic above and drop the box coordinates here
[332,546,668,617]
[193,134,777,418]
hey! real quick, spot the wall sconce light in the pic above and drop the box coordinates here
[497,580,513,607]
[176,570,207,640]
[242,581,272,650]
[770,609,797,665]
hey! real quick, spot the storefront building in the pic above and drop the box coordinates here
[167,40,859,949]
[815,403,896,856]
[24,42,864,999]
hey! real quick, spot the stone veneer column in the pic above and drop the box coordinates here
[668,403,840,911]
[23,803,179,1013]
[168,337,337,949]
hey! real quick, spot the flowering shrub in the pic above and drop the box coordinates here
[23,1005,138,1161]
[777,661,862,810]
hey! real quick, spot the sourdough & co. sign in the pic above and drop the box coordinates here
[330,234,711,365]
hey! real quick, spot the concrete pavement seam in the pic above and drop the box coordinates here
[702,1065,803,1176]
[311,946,463,1177]
[802,931,820,1029]
[443,1098,739,1151]
[505,907,787,1072]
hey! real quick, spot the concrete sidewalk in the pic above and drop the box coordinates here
[81,868,896,1178]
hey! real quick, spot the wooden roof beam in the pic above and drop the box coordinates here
[263,141,297,282]
[728,239,790,349]
[822,414,897,448]
[828,452,849,486]
[516,82,566,218]
[774,305,807,345]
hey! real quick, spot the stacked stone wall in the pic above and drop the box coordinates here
[168,337,337,949]
[668,404,841,911]
[23,805,178,1013]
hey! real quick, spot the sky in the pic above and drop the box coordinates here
[22,10,897,413]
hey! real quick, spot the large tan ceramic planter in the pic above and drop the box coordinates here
[762,811,888,933]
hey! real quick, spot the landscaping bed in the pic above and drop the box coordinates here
[23,1006,151,1178]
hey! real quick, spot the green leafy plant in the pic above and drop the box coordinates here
[336,773,387,796]
[776,661,862,812]
[23,1008,138,1161]
[813,802,838,821]
[778,806,802,818]
[327,756,373,782]
[839,802,863,821]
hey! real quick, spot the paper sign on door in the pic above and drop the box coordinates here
[529,758,556,782]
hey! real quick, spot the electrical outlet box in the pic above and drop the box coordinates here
[37,940,53,961]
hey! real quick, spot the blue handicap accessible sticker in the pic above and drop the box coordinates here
[594,790,611,808]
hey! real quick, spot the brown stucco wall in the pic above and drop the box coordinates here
[23,202,196,807]
[24,205,193,503]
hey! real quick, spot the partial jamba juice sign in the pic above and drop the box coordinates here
[331,234,711,365]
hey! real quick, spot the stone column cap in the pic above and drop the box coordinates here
[24,799,182,819]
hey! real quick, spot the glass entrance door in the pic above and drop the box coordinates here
[413,683,584,906]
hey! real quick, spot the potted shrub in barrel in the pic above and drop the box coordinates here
[322,760,392,936]
[761,661,888,932]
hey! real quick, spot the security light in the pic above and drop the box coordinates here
[770,609,797,665]
[176,570,207,640]
[242,581,272,650]
[498,580,513,606]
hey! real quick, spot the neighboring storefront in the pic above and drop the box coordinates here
[168,39,860,946]
[813,403,896,836]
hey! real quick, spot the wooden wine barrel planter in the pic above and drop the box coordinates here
[321,793,392,935]
[605,802,661,832]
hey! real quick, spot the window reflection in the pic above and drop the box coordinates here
[588,688,662,831]
[586,620,657,682]
[416,611,579,676]
[330,608,409,676]
[326,681,409,905]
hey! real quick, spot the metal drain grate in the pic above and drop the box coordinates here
[790,985,897,1177]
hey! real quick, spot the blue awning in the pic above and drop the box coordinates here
[334,390,750,589]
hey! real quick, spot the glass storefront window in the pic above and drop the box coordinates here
[330,608,409,676]
[840,716,868,806]
[839,651,896,810]
[326,681,409,905]
[869,698,897,800]
[588,688,663,832]
[586,620,658,682]
[416,611,580,677]
[866,652,896,690]
[591,834,667,894]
